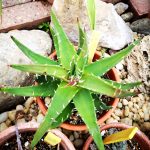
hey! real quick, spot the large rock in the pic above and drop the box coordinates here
[125,35,150,94]
[0,30,52,112]
[51,0,133,50]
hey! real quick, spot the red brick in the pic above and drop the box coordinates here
[0,1,51,33]
[129,0,150,17]
[2,0,32,8]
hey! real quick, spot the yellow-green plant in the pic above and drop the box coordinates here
[0,0,141,149]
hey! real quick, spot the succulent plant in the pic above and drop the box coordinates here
[0,0,141,149]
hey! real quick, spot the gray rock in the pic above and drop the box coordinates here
[0,112,8,123]
[130,18,150,35]
[74,139,84,148]
[52,0,133,50]
[0,30,52,112]
[121,12,133,22]
[114,2,128,15]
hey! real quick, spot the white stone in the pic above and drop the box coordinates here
[52,0,133,50]
[74,131,80,139]
[0,30,52,112]
[134,103,139,110]
[37,114,44,123]
[0,122,8,132]
[116,63,124,70]
[16,105,24,111]
[139,111,144,119]
[117,102,122,108]
[44,97,51,106]
[124,107,129,116]
[122,99,128,105]
[128,101,133,108]
[128,112,133,119]
[114,2,128,15]
[24,97,35,110]
[114,109,123,117]
[0,112,8,124]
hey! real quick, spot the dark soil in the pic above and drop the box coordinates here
[89,128,141,150]
[0,132,63,150]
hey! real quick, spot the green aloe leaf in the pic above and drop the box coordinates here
[86,0,96,30]
[92,94,112,111]
[51,102,74,128]
[76,22,88,75]
[85,40,140,76]
[11,36,58,65]
[31,82,78,148]
[104,79,142,91]
[78,74,137,98]
[51,10,78,70]
[73,89,104,150]
[77,20,86,55]
[0,80,59,97]
[10,64,68,81]
[50,27,60,63]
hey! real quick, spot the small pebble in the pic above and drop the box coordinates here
[74,139,84,148]
[114,109,123,117]
[69,135,74,142]
[124,107,129,116]
[128,112,133,119]
[144,114,149,121]
[121,12,133,22]
[8,110,16,121]
[116,63,124,70]
[142,122,150,131]
[74,131,80,139]
[25,97,34,110]
[133,122,140,129]
[122,99,128,106]
[115,2,128,15]
[5,119,11,126]
[128,101,133,108]
[45,97,51,106]
[16,105,24,111]
[117,102,122,108]
[139,111,144,119]
[106,117,118,124]
[0,112,8,124]
[37,114,44,123]
[0,122,8,132]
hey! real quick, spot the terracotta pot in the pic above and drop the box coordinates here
[0,122,75,150]
[36,51,120,131]
[83,123,150,150]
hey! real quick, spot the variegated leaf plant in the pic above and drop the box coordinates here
[0,1,141,150]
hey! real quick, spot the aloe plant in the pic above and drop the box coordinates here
[0,0,141,149]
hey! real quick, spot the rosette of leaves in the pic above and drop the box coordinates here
[0,1,141,150]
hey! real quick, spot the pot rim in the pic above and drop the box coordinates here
[0,122,75,150]
[37,50,120,131]
[83,123,150,150]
